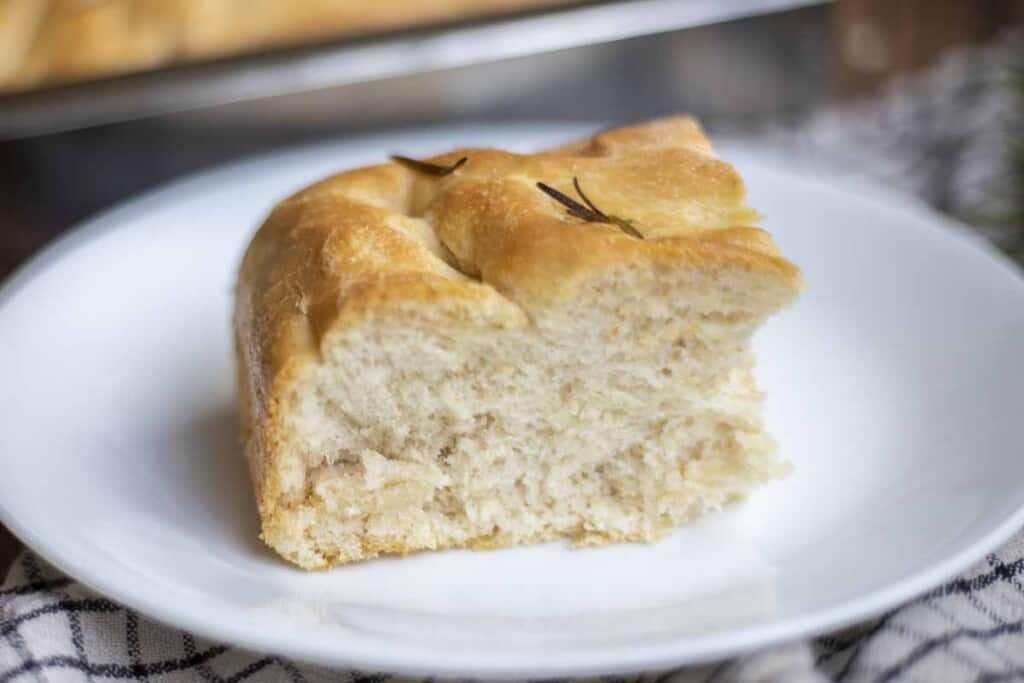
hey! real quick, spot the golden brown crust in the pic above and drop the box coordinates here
[0,1,49,84]
[234,116,802,559]
[0,0,573,91]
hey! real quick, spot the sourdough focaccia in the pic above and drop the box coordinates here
[0,0,570,91]
[234,117,802,569]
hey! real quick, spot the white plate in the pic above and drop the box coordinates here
[2,124,1023,679]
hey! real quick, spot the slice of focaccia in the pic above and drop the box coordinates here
[234,116,802,569]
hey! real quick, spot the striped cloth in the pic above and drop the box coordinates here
[2,537,1024,682]
[2,26,1022,683]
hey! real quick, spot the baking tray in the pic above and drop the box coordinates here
[0,0,827,139]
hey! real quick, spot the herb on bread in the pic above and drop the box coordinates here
[536,178,642,238]
[391,155,467,176]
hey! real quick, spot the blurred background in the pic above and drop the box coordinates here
[0,0,1021,570]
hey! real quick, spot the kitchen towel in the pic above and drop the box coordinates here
[2,534,1024,682]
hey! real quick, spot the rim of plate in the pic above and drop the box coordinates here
[1,122,1023,678]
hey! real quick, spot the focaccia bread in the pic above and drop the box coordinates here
[234,116,802,569]
[0,0,569,92]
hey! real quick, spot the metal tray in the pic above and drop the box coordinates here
[0,0,825,139]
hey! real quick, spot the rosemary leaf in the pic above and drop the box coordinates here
[391,155,467,176]
[536,177,643,239]
[536,182,596,221]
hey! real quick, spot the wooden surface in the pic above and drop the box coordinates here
[831,0,1024,97]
